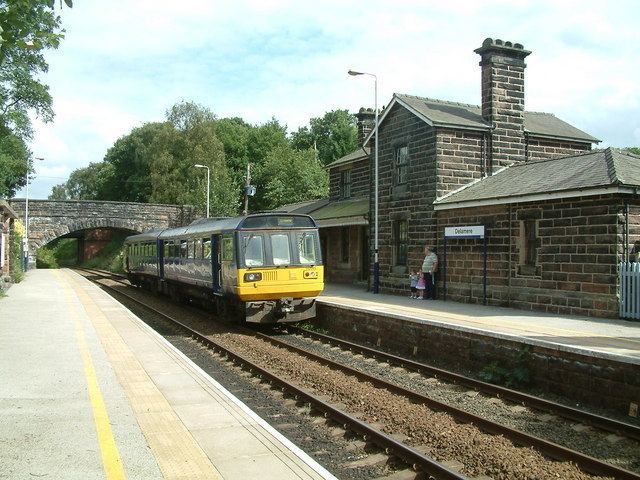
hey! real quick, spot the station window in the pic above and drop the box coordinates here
[395,145,408,185]
[340,227,349,263]
[341,169,352,199]
[523,220,537,266]
[394,220,408,266]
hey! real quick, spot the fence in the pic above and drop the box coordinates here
[619,262,640,320]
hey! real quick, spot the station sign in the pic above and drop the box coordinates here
[444,225,485,239]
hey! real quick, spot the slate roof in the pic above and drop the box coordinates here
[310,197,368,227]
[394,94,600,143]
[327,146,370,168]
[434,148,640,208]
[273,198,330,215]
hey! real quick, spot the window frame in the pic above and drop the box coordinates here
[394,145,409,186]
[393,219,408,267]
[340,169,352,199]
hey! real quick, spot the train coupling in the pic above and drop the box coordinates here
[276,298,294,315]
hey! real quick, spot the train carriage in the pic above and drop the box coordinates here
[124,213,324,323]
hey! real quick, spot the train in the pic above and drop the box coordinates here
[123,213,324,323]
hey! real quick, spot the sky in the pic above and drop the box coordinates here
[16,0,640,199]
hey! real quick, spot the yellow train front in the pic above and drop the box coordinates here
[125,213,324,324]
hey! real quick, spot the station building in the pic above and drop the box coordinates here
[0,200,18,282]
[282,37,640,318]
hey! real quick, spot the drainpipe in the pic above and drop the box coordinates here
[625,201,630,262]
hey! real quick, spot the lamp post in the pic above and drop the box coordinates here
[24,157,44,270]
[348,70,379,293]
[194,164,210,218]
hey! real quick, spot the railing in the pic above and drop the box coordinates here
[619,262,640,320]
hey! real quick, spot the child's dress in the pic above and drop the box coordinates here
[416,275,426,290]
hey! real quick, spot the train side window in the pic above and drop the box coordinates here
[221,235,234,262]
[180,240,187,258]
[270,234,291,266]
[187,240,195,259]
[195,238,203,259]
[203,238,211,259]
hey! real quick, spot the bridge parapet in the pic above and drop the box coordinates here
[9,199,196,255]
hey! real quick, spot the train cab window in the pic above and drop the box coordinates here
[270,234,291,266]
[221,235,234,262]
[203,238,211,259]
[297,232,318,265]
[242,234,264,267]
[180,240,188,258]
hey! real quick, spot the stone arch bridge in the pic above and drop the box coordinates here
[10,199,196,263]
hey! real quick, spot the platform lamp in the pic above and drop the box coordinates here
[24,157,44,270]
[193,164,210,218]
[348,69,379,293]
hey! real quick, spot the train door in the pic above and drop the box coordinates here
[211,234,221,293]
[157,239,164,279]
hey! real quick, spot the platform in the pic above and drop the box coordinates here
[319,283,640,364]
[0,269,336,480]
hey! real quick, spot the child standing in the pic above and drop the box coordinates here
[409,271,418,298]
[416,271,426,299]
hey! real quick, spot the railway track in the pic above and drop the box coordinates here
[77,268,640,480]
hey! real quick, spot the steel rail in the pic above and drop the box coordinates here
[79,269,640,479]
[257,330,640,480]
[289,326,640,442]
[79,271,466,480]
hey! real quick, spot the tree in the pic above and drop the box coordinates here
[52,161,114,200]
[253,144,328,211]
[0,0,70,197]
[0,126,29,197]
[628,147,640,156]
[100,122,166,202]
[291,109,358,166]
[148,104,238,216]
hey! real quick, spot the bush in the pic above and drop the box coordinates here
[10,221,25,282]
[36,247,59,268]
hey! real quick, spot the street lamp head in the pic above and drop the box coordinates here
[194,164,207,168]
[348,70,363,76]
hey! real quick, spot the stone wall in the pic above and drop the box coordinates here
[526,135,591,161]
[316,303,640,415]
[10,199,196,254]
[436,129,485,197]
[320,225,367,283]
[436,194,626,318]
[375,103,438,293]
[329,157,370,201]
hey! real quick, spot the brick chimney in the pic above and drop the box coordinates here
[355,107,375,147]
[475,38,531,170]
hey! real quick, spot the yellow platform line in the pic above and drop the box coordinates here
[63,270,223,480]
[54,270,126,480]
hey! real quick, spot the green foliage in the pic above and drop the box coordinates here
[10,220,24,282]
[81,231,128,273]
[291,109,358,166]
[628,147,640,156]
[0,128,30,197]
[148,103,238,216]
[253,144,328,211]
[479,346,531,388]
[35,246,57,268]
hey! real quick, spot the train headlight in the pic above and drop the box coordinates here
[244,272,262,282]
[303,270,318,279]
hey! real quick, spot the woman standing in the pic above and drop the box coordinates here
[421,245,438,300]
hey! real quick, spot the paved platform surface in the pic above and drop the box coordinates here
[0,269,336,480]
[319,283,640,364]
